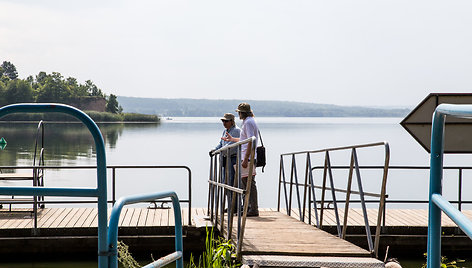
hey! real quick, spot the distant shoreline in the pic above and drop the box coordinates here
[117,96,411,118]
[0,111,160,123]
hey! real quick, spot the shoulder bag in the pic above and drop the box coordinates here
[256,130,266,172]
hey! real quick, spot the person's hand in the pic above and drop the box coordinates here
[221,131,233,142]
[209,149,215,157]
[242,158,248,168]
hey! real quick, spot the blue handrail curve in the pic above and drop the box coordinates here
[0,103,109,266]
[427,104,472,268]
[107,191,183,268]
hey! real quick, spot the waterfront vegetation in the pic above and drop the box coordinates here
[188,228,240,268]
[116,228,240,268]
[0,61,159,122]
[421,254,466,268]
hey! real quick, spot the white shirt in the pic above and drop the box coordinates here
[240,116,258,159]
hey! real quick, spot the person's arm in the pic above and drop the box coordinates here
[242,140,252,168]
[221,131,240,143]
[241,121,257,168]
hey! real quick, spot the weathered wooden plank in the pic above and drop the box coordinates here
[128,208,140,227]
[57,208,82,228]
[74,208,93,228]
[119,208,129,226]
[138,208,148,227]
[123,208,136,227]
[37,208,59,228]
[239,211,370,257]
[181,207,187,226]
[1,211,32,229]
[153,209,164,226]
[168,209,175,226]
[49,208,73,228]
[40,208,65,228]
[81,208,97,228]
[145,208,156,226]
[64,207,87,228]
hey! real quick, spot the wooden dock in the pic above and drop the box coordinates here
[0,207,471,263]
[237,210,384,267]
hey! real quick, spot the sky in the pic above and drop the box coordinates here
[1,0,472,107]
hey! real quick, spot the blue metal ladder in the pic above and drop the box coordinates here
[0,103,183,268]
[427,104,472,267]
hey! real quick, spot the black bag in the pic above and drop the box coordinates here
[256,130,266,172]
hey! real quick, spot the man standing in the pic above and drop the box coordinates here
[223,103,259,216]
[210,113,241,211]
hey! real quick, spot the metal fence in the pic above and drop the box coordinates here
[0,165,192,231]
[0,103,186,268]
[207,136,256,260]
[278,142,390,258]
[427,104,472,268]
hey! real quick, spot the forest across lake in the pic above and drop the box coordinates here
[117,96,411,117]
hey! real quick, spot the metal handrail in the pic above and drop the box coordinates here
[207,136,257,260]
[427,104,472,268]
[0,165,192,228]
[0,103,109,267]
[107,191,183,268]
[278,142,390,258]
[308,165,472,211]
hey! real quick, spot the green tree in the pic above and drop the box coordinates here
[5,79,34,104]
[36,72,70,102]
[0,80,6,106]
[106,94,121,114]
[83,80,104,97]
[1,61,18,80]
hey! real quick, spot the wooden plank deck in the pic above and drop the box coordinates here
[284,207,472,228]
[238,210,370,257]
[0,207,471,263]
[1,207,471,230]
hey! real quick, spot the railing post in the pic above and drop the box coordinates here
[375,143,390,258]
[352,148,374,254]
[458,168,463,211]
[307,153,319,227]
[342,150,355,239]
[302,153,310,222]
[325,151,342,237]
[112,167,116,205]
[427,108,446,268]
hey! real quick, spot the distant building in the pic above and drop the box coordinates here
[68,97,106,112]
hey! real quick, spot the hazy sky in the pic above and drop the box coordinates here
[1,0,472,107]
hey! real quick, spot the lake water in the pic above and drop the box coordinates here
[1,117,472,267]
[2,117,472,209]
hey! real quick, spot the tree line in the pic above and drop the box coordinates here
[0,61,121,113]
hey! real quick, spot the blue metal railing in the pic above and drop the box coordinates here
[107,191,183,268]
[427,104,472,268]
[0,103,184,268]
[0,103,109,267]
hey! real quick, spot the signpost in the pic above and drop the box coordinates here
[401,93,472,153]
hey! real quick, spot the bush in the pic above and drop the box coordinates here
[0,110,159,122]
[84,111,123,122]
[122,113,159,122]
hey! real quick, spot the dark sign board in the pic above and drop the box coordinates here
[400,93,472,153]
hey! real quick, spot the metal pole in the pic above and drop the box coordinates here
[427,108,445,268]
[458,168,463,211]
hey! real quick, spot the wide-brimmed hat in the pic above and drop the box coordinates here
[220,113,235,121]
[235,103,252,113]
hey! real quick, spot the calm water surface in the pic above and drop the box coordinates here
[1,117,472,266]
